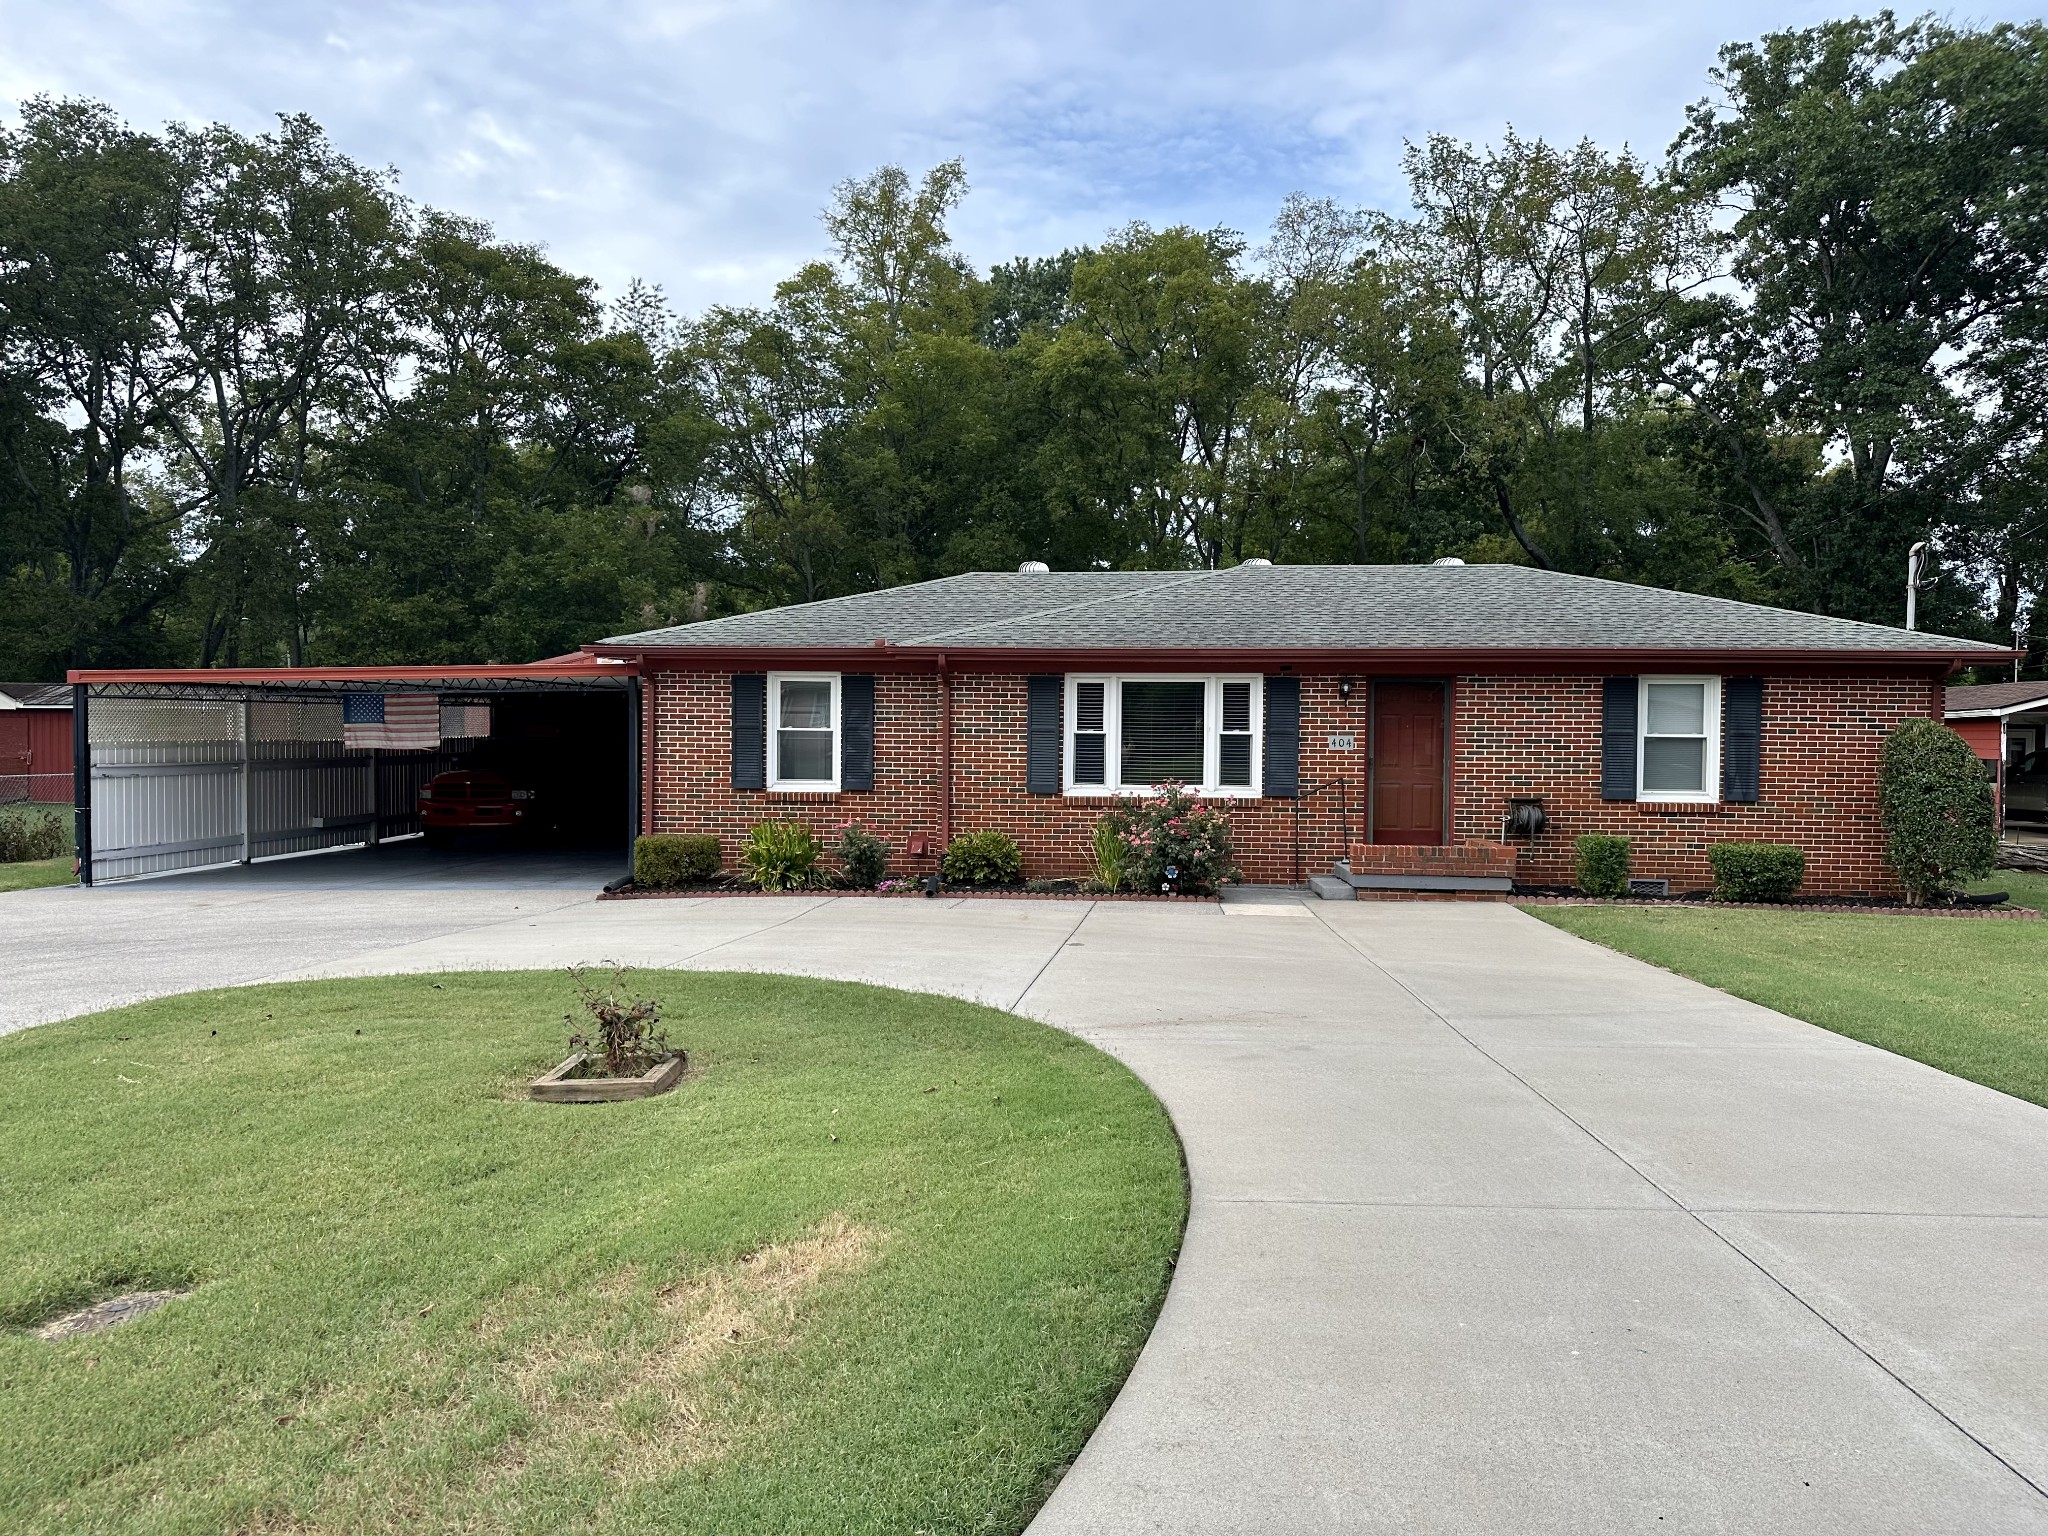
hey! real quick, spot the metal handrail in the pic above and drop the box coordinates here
[1291,777,1351,885]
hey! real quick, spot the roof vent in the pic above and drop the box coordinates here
[1017,560,1050,573]
[1240,557,1273,567]
[1432,557,1466,566]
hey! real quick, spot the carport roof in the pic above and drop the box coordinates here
[592,564,2009,664]
[67,658,635,697]
[1945,681,2048,717]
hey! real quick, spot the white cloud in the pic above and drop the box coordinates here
[3,0,2038,312]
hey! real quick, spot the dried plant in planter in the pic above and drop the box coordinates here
[564,965,674,1077]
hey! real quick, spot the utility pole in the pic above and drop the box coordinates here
[1905,542,1930,631]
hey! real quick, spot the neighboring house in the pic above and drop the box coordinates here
[591,563,2008,897]
[0,683,73,805]
[1945,681,2048,832]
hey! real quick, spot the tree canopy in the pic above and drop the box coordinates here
[4,12,2045,680]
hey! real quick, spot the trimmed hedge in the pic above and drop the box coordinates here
[942,830,1024,887]
[634,833,721,888]
[1880,718,1996,903]
[1707,841,1805,902]
[1574,834,1632,898]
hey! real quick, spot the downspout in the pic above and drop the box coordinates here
[627,673,644,878]
[937,653,952,854]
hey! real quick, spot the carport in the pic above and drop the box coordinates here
[66,659,640,886]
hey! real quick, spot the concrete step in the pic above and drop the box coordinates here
[1308,874,1356,901]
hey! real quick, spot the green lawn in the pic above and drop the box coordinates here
[0,855,72,892]
[1968,866,2048,913]
[1,805,72,891]
[0,972,1186,1535]
[1527,905,2048,1108]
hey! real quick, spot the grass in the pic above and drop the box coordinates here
[1,805,72,892]
[1968,866,2048,912]
[1526,904,2048,1109]
[0,971,1186,1535]
[0,855,72,891]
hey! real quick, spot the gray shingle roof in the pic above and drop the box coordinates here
[600,564,2005,657]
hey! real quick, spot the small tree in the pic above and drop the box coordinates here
[565,965,672,1076]
[1879,719,1996,903]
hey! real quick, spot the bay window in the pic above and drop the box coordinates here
[1065,675,1263,795]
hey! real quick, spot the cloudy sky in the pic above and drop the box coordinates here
[2,2,2037,312]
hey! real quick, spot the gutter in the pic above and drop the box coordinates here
[585,644,2010,677]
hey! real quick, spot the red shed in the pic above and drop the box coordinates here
[0,683,72,804]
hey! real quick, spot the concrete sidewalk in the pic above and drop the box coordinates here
[5,883,2046,1531]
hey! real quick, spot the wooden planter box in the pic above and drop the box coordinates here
[529,1052,686,1103]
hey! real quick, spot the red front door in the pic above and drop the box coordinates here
[1372,682,1445,845]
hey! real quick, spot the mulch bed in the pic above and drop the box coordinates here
[1516,893,2040,920]
[599,883,1215,903]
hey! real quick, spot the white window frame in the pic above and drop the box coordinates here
[768,671,841,792]
[1063,674,1263,797]
[1637,674,1720,804]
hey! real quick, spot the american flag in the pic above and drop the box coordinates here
[440,703,491,739]
[342,693,441,750]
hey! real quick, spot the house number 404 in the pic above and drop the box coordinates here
[1327,734,1357,751]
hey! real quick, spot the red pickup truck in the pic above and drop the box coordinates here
[418,770,536,844]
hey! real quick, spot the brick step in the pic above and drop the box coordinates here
[1335,841,1518,894]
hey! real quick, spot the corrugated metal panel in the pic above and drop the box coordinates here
[89,696,480,880]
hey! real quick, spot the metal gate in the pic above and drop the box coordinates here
[85,693,477,883]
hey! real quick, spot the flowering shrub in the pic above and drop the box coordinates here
[832,823,889,888]
[1113,782,1238,895]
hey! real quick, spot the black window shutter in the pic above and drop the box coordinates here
[1600,676,1638,802]
[1263,675,1300,798]
[731,673,766,790]
[1722,677,1763,803]
[840,674,875,791]
[1026,675,1062,795]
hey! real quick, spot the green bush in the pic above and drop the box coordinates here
[1574,834,1632,897]
[741,820,824,891]
[633,833,721,888]
[1707,842,1806,902]
[1115,782,1238,895]
[1880,718,1996,903]
[942,830,1024,887]
[0,808,68,864]
[833,824,889,889]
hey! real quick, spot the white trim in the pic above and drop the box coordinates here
[1637,674,1720,803]
[767,671,840,792]
[1063,674,1263,797]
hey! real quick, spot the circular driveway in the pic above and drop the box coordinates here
[7,870,2048,1532]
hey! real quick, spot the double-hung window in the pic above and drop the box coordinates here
[1065,676,1261,796]
[769,672,839,791]
[1637,676,1719,802]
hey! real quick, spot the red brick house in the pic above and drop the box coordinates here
[590,563,2007,898]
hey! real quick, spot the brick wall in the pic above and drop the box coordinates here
[645,665,1939,895]
[1453,673,1940,896]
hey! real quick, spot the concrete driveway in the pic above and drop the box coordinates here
[5,875,2047,1532]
